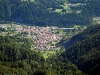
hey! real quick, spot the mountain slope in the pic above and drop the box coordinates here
[60,24,100,75]
[0,36,46,75]
[63,24,100,48]
[0,0,99,26]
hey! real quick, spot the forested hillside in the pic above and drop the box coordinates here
[0,0,99,27]
[0,35,87,75]
[59,24,100,75]
[0,36,46,75]
[63,24,100,48]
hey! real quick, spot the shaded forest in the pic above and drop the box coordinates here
[0,0,100,27]
[59,24,100,75]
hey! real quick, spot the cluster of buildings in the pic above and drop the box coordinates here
[33,27,62,50]
[0,24,63,50]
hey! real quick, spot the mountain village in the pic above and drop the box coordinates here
[0,24,63,50]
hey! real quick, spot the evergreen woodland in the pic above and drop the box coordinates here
[0,0,100,27]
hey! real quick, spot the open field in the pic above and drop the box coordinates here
[42,50,57,59]
[54,9,62,13]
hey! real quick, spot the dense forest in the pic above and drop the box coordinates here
[0,35,86,75]
[0,0,100,27]
[58,24,100,75]
[0,36,46,75]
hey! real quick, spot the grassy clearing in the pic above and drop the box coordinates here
[54,3,72,13]
[73,25,81,28]
[30,47,57,59]
[47,2,72,14]
[54,9,62,13]
[42,50,57,59]
[30,0,35,2]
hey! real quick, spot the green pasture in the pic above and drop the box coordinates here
[42,50,57,59]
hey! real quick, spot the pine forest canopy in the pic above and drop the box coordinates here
[0,0,100,27]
